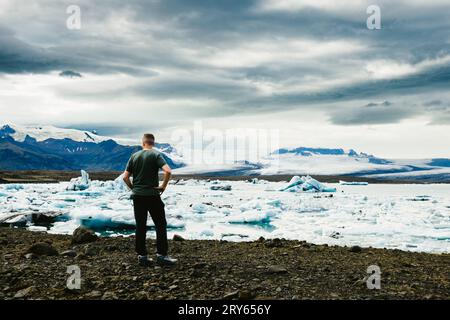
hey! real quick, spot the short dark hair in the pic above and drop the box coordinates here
[142,133,155,146]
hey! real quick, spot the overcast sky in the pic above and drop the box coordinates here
[1,0,450,158]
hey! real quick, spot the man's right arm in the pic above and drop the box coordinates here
[155,164,172,194]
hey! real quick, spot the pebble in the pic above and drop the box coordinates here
[86,290,102,298]
[102,291,119,300]
[61,250,77,257]
[223,290,239,300]
[84,246,98,256]
[25,253,37,260]
[14,286,35,299]
[238,290,255,300]
[266,265,288,274]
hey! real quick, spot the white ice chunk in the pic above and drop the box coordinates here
[339,180,369,186]
[66,170,91,191]
[192,203,208,214]
[280,175,336,193]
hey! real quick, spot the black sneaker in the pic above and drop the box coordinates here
[138,255,153,267]
[156,254,178,266]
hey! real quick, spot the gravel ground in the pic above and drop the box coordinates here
[1,227,449,300]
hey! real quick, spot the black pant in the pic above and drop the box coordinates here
[133,195,168,256]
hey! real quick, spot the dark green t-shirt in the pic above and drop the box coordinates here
[126,149,167,196]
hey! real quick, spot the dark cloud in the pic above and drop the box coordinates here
[423,99,450,112]
[366,101,391,107]
[1,0,450,127]
[59,70,82,78]
[0,31,60,73]
[424,100,443,107]
[329,101,419,125]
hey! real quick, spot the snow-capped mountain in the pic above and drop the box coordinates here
[260,147,397,175]
[0,124,110,144]
[1,123,449,181]
[259,147,450,181]
[0,124,184,171]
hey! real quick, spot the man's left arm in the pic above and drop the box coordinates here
[123,170,133,190]
[123,156,134,190]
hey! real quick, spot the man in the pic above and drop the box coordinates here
[123,133,177,266]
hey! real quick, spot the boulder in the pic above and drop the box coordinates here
[26,242,58,256]
[72,227,98,245]
[173,234,185,241]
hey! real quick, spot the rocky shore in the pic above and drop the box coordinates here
[1,227,449,300]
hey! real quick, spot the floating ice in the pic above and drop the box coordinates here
[28,226,48,232]
[210,185,232,191]
[225,210,274,224]
[66,170,91,191]
[339,180,369,186]
[191,203,208,214]
[4,184,24,191]
[280,176,336,193]
[247,178,268,184]
[0,214,28,225]
[1,171,450,253]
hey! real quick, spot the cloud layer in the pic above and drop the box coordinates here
[0,0,450,157]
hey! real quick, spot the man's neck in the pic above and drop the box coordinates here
[143,146,153,150]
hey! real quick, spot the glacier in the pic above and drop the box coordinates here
[0,171,450,253]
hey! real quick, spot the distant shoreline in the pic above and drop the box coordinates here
[1,170,446,184]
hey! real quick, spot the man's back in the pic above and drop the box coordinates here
[123,134,176,265]
[126,149,167,196]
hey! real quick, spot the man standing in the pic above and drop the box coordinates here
[123,133,177,266]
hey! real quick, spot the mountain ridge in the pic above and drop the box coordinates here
[1,123,450,181]
[0,124,184,171]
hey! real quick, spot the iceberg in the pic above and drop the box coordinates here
[280,175,336,193]
[191,203,208,214]
[225,209,274,224]
[4,184,24,191]
[0,213,28,225]
[210,184,232,191]
[66,170,91,191]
